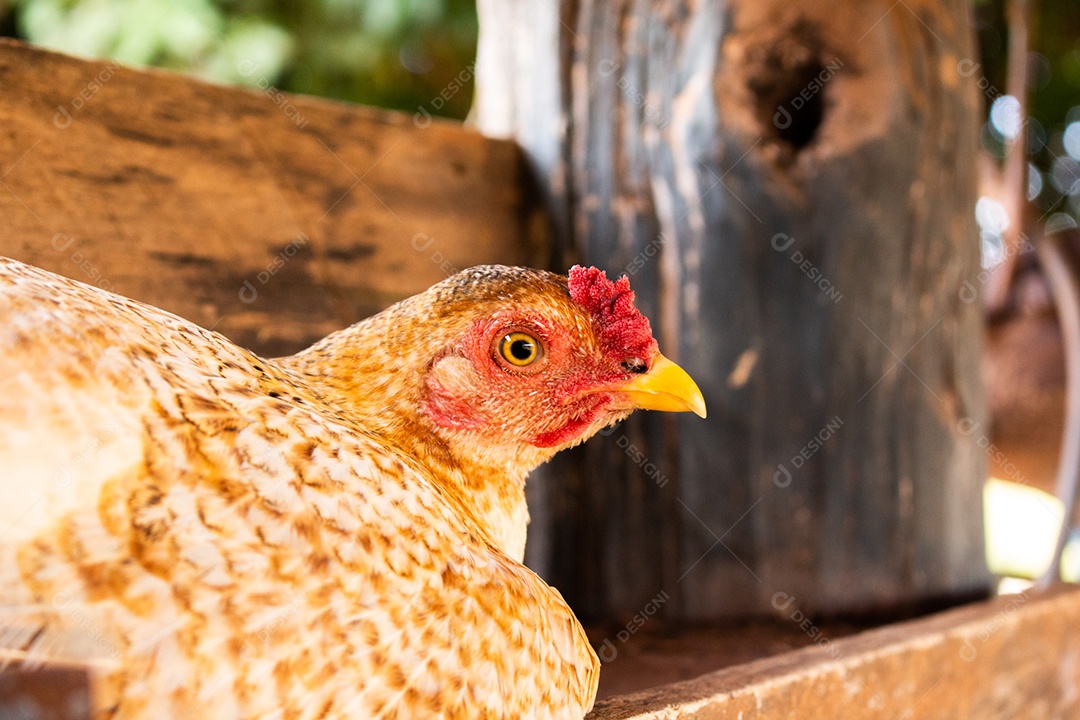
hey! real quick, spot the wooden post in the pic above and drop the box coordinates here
[476,0,990,619]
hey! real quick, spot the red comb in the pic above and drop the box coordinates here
[568,265,658,362]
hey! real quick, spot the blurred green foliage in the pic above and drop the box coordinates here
[0,0,478,120]
[973,0,1080,225]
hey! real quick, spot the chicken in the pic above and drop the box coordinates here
[0,257,704,719]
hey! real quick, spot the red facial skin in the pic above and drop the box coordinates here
[529,392,612,448]
[422,266,659,450]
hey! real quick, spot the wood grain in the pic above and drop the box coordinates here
[8,583,1079,719]
[477,0,990,618]
[0,39,543,357]
[0,664,90,720]
[590,584,1080,719]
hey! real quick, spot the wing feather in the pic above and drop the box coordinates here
[0,258,598,718]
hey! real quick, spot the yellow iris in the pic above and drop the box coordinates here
[499,332,541,366]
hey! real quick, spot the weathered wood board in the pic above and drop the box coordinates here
[0,664,91,720]
[0,39,542,357]
[476,0,990,620]
[590,584,1080,719]
[7,584,1080,718]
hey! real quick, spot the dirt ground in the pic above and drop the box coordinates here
[587,618,871,699]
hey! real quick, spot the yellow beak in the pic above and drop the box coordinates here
[616,353,707,418]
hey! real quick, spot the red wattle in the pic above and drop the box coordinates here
[529,395,610,448]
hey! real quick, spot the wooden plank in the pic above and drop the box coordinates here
[7,586,1077,719]
[589,584,1080,719]
[0,39,543,357]
[0,664,91,720]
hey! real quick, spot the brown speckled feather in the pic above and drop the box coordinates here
[0,258,600,718]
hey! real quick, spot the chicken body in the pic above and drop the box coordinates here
[0,258,703,718]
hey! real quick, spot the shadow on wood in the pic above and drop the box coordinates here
[589,584,1080,719]
[0,39,545,358]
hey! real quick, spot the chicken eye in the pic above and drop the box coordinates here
[498,332,542,367]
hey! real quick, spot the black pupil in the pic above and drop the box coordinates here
[510,338,534,360]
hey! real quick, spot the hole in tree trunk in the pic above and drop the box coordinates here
[745,20,838,154]
[771,63,826,148]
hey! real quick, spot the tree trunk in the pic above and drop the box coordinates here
[475,0,990,619]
